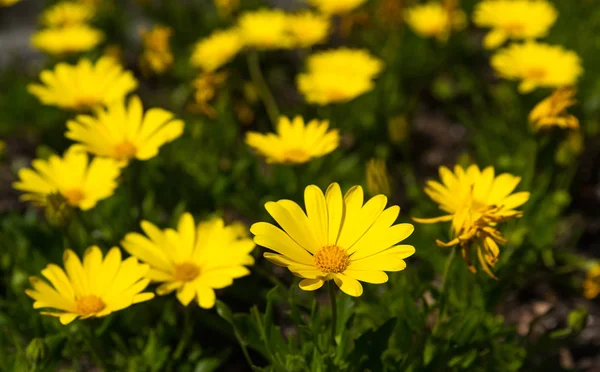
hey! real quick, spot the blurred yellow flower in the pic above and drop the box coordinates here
[139,25,174,75]
[245,116,339,164]
[251,183,415,296]
[28,57,137,111]
[366,159,392,197]
[405,2,466,41]
[122,213,255,308]
[214,0,239,18]
[286,12,330,48]
[31,25,104,55]
[491,42,583,93]
[473,0,557,49]
[40,2,95,27]
[529,88,579,131]
[413,165,530,278]
[308,0,368,15]
[188,71,228,118]
[66,95,184,164]
[237,9,292,49]
[13,147,121,210]
[191,29,243,72]
[583,264,600,299]
[0,0,21,6]
[26,246,154,325]
[297,48,383,105]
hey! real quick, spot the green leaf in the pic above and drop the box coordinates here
[349,318,397,371]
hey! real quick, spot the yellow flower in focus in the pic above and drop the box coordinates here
[121,213,255,308]
[139,25,174,75]
[13,147,121,210]
[405,2,466,41]
[0,0,21,6]
[529,88,579,131]
[491,42,583,93]
[308,0,368,15]
[245,116,339,164]
[191,29,243,72]
[28,57,138,111]
[413,165,530,278]
[237,9,293,49]
[583,264,600,299]
[473,0,557,49]
[297,48,384,105]
[286,12,330,48]
[40,2,95,27]
[251,183,415,296]
[31,25,104,55]
[26,246,154,325]
[66,96,184,164]
[366,159,392,197]
[214,0,239,18]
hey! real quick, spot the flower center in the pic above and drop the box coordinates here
[504,22,525,35]
[76,295,105,315]
[525,67,547,81]
[174,262,200,282]
[283,149,311,163]
[314,245,350,274]
[63,189,85,206]
[113,141,137,161]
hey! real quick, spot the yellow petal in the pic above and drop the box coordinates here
[483,29,507,49]
[176,283,196,306]
[304,185,328,247]
[343,270,388,284]
[299,278,324,291]
[333,273,363,297]
[325,183,343,245]
[250,222,314,264]
[195,285,216,309]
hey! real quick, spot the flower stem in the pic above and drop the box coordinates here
[328,280,337,346]
[434,247,457,334]
[246,51,280,128]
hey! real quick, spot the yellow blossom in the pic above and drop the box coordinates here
[308,0,368,15]
[251,183,415,296]
[529,88,579,131]
[405,2,466,41]
[13,147,121,211]
[28,57,137,111]
[286,12,330,48]
[66,95,184,164]
[26,246,154,325]
[473,0,557,49]
[297,48,383,105]
[583,264,600,299]
[413,165,530,278]
[121,213,255,308]
[491,42,583,93]
[40,2,95,27]
[191,29,243,72]
[237,9,293,49]
[366,159,392,197]
[187,72,228,118]
[245,116,339,164]
[31,25,104,55]
[139,25,174,75]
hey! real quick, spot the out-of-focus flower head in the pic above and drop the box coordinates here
[187,71,228,119]
[40,2,95,28]
[584,264,600,299]
[0,0,21,7]
[308,0,368,15]
[286,11,330,48]
[31,25,104,55]
[404,2,466,41]
[529,88,579,131]
[214,0,239,18]
[237,9,293,49]
[139,25,174,75]
[366,159,392,197]
[191,29,243,72]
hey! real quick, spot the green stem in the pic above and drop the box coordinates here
[233,327,255,369]
[329,281,337,346]
[247,51,280,127]
[82,323,106,369]
[434,247,457,334]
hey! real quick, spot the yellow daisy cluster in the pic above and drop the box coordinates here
[414,165,530,278]
[297,48,384,105]
[405,2,467,41]
[139,25,174,75]
[32,1,103,55]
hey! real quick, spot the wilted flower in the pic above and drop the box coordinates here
[191,29,243,72]
[583,264,600,299]
[66,95,184,164]
[251,183,415,296]
[121,213,255,309]
[31,25,104,55]
[139,25,174,75]
[307,0,368,15]
[245,116,339,164]
[413,165,530,278]
[188,71,228,118]
[237,9,293,49]
[40,2,95,27]
[491,42,583,93]
[28,57,137,111]
[286,12,330,48]
[473,0,557,49]
[366,159,392,197]
[529,88,579,131]
[26,246,154,325]
[404,2,466,41]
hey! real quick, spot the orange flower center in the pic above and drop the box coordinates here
[174,262,200,282]
[314,245,350,274]
[504,22,525,35]
[113,141,138,161]
[76,295,105,315]
[525,67,547,81]
[63,189,85,206]
[283,149,311,163]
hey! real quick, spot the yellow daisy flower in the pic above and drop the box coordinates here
[40,2,95,28]
[307,0,368,15]
[31,25,104,55]
[139,25,174,75]
[0,0,21,6]
[251,183,415,297]
[190,29,243,72]
[237,9,293,49]
[66,95,184,164]
[529,88,579,131]
[286,11,330,48]
[405,2,466,41]
[583,264,600,299]
[245,116,339,164]
[13,147,121,211]
[26,246,154,325]
[297,48,384,105]
[473,0,557,49]
[121,213,255,308]
[28,57,138,111]
[414,165,530,278]
[491,42,583,93]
